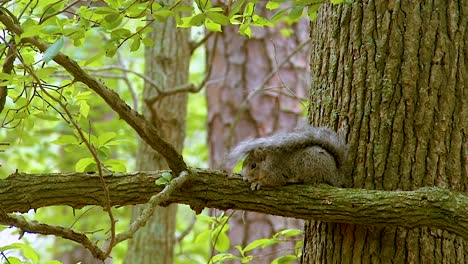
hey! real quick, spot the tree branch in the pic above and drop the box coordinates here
[0,210,106,260]
[1,170,467,239]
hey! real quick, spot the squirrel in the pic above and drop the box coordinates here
[227,125,350,190]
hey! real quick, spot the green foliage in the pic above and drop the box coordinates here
[0,242,63,264]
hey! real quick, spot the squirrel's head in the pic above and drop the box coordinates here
[241,149,267,179]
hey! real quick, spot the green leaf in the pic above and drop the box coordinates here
[3,243,39,263]
[244,2,255,16]
[330,0,343,3]
[289,6,304,19]
[275,228,303,237]
[76,157,95,172]
[44,261,63,264]
[266,1,280,10]
[271,8,289,22]
[111,28,131,39]
[79,100,90,118]
[21,243,39,264]
[5,257,22,264]
[52,135,78,145]
[94,6,119,14]
[190,13,206,27]
[21,24,42,39]
[211,253,241,263]
[75,91,93,100]
[239,24,252,38]
[229,0,246,16]
[155,172,173,185]
[142,38,154,47]
[34,112,60,121]
[244,238,275,252]
[307,7,318,21]
[272,254,298,264]
[36,67,57,79]
[214,231,230,252]
[194,229,211,244]
[205,20,222,32]
[154,10,174,21]
[98,132,117,145]
[104,159,127,172]
[43,37,64,63]
[195,0,211,10]
[130,35,141,51]
[280,28,293,37]
[252,14,274,27]
[206,11,230,26]
[13,110,29,120]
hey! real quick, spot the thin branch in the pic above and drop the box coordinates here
[40,0,80,24]
[102,170,191,251]
[0,210,106,260]
[0,37,15,114]
[14,51,116,258]
[116,52,139,110]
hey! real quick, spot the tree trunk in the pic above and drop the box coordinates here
[206,13,310,262]
[124,14,190,263]
[302,1,467,263]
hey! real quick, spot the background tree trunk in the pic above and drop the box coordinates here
[303,1,467,263]
[124,13,190,264]
[206,13,310,262]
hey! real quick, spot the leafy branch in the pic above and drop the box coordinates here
[0,7,187,174]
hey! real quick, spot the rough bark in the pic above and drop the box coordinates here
[123,11,190,264]
[303,0,467,263]
[1,171,468,240]
[206,10,310,263]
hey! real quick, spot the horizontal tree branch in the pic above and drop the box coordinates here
[1,170,467,239]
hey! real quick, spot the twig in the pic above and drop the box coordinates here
[16,54,116,258]
[0,210,106,260]
[0,37,15,114]
[176,214,197,243]
[103,170,191,250]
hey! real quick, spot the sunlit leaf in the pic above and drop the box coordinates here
[206,11,230,26]
[52,135,78,145]
[244,238,275,252]
[190,13,206,27]
[213,231,230,252]
[266,1,280,10]
[75,157,96,172]
[79,100,90,118]
[205,20,222,32]
[98,132,117,145]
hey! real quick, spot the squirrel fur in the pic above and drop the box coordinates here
[228,125,350,190]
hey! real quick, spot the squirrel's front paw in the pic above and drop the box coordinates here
[250,182,262,190]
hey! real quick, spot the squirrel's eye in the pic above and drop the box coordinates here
[250,163,257,169]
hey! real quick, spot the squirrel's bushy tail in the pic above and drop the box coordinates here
[227,125,348,170]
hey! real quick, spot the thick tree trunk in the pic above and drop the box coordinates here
[206,14,310,262]
[303,1,467,263]
[123,13,190,264]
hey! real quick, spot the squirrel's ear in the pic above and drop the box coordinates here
[250,149,267,161]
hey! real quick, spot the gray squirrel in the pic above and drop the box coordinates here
[228,125,350,190]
